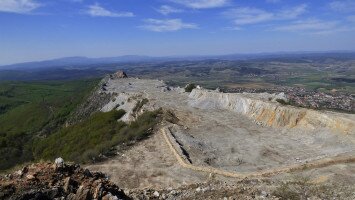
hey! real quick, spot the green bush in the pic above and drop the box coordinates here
[185,83,196,92]
[276,99,289,105]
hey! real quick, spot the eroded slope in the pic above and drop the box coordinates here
[189,89,354,134]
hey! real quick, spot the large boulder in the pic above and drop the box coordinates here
[54,157,64,169]
[110,71,128,79]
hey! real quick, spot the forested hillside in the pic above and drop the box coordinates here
[0,79,99,170]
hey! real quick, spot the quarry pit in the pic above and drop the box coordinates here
[88,77,355,189]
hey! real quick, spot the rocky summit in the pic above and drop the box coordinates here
[110,71,128,79]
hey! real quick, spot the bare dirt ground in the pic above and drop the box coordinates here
[87,78,355,190]
[88,126,209,189]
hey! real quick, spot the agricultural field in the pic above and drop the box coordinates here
[121,59,355,94]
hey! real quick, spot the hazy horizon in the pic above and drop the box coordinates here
[1,0,355,65]
[2,50,355,66]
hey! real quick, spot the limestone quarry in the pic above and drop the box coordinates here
[2,74,355,199]
[86,75,355,193]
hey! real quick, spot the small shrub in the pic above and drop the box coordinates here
[162,110,179,124]
[236,157,245,166]
[273,182,300,200]
[81,149,98,163]
[272,176,312,200]
[132,98,149,113]
[276,99,289,105]
[185,83,196,92]
[113,104,120,110]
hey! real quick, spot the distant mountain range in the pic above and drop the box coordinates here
[0,55,163,70]
[1,51,355,70]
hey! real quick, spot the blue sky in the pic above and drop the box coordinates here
[0,0,355,64]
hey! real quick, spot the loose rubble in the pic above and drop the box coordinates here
[1,159,354,200]
[128,181,278,200]
[0,159,129,200]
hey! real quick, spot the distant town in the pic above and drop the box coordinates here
[225,87,354,113]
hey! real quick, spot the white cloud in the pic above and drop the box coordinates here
[225,7,274,25]
[140,18,197,32]
[157,5,183,15]
[329,0,355,12]
[0,0,41,14]
[171,0,228,9]
[266,0,281,3]
[223,4,307,26]
[274,19,339,32]
[310,27,354,35]
[278,4,307,19]
[86,3,134,17]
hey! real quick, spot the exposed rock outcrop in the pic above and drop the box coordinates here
[100,93,144,122]
[189,89,355,134]
[66,76,113,126]
[110,71,128,79]
[0,160,129,200]
[65,71,128,125]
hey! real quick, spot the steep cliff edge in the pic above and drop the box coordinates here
[189,89,355,134]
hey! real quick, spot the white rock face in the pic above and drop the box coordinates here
[98,77,354,134]
[189,89,355,134]
[101,93,139,122]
